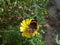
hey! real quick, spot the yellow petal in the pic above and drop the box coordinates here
[22,31,31,38]
[26,19,31,25]
[21,23,28,28]
[21,20,26,26]
[32,31,38,36]
[20,27,25,32]
[34,31,38,34]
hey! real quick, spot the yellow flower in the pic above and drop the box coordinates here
[20,18,39,38]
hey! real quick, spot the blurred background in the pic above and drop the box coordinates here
[0,0,60,45]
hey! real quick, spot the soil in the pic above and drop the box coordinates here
[44,0,60,45]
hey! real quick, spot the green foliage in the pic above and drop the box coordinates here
[0,0,48,45]
[55,34,60,45]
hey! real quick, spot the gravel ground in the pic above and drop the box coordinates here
[44,0,60,45]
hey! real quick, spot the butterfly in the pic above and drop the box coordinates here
[28,17,38,34]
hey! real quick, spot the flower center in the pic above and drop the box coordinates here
[28,28,35,34]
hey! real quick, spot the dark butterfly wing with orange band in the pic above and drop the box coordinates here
[28,17,37,34]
